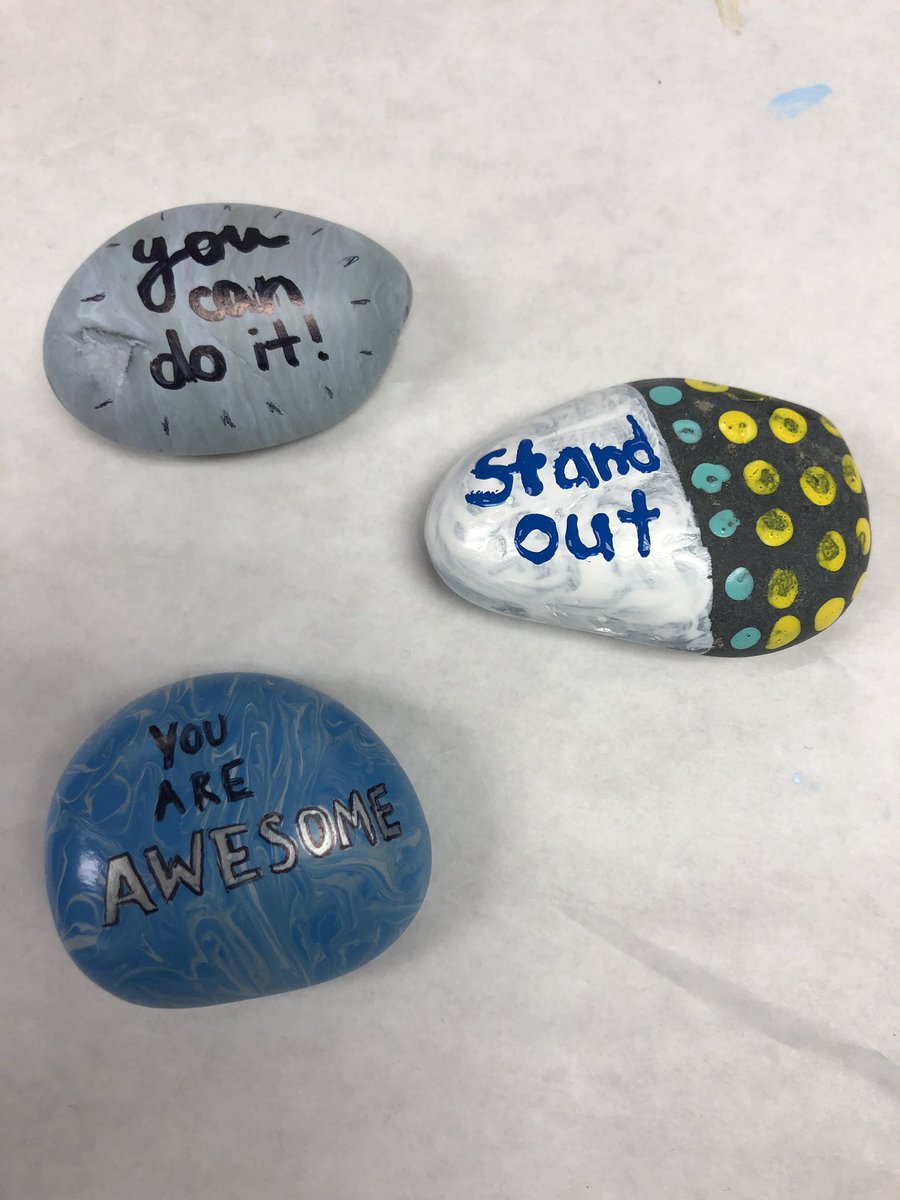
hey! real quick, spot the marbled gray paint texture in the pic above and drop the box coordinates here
[44,204,412,454]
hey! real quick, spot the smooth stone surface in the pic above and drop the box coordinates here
[44,204,412,454]
[425,379,870,656]
[45,673,431,1007]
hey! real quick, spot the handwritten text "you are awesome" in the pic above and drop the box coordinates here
[101,713,403,927]
[465,416,663,564]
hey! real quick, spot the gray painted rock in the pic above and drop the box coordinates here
[44,204,412,455]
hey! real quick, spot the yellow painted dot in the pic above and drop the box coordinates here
[816,531,846,572]
[769,407,808,443]
[743,459,780,495]
[856,517,871,555]
[685,379,729,392]
[799,466,837,506]
[852,572,866,599]
[756,508,794,546]
[719,410,758,443]
[814,597,845,631]
[767,568,799,608]
[820,415,842,437]
[766,615,801,650]
[841,454,863,494]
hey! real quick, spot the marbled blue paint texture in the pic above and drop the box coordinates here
[45,673,431,1008]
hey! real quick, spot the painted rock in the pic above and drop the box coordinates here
[43,204,412,454]
[45,673,431,1007]
[425,379,870,655]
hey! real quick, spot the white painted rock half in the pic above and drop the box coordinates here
[425,380,870,656]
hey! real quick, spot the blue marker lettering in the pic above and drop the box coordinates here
[465,439,548,507]
[565,512,616,561]
[554,446,600,490]
[513,513,559,563]
[616,489,660,557]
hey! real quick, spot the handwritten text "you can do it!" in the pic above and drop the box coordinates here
[132,223,329,391]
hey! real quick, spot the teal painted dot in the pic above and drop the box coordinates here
[731,626,762,650]
[691,462,731,494]
[673,419,702,444]
[725,567,754,601]
[709,509,740,538]
[649,385,682,406]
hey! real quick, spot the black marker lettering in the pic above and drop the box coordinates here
[258,812,299,874]
[103,854,158,926]
[250,319,301,372]
[155,779,187,822]
[149,722,178,770]
[296,807,336,858]
[333,790,378,849]
[190,770,222,812]
[149,330,226,391]
[209,824,262,890]
[221,758,253,804]
[368,783,402,841]
[143,832,205,902]
[203,715,228,747]
[179,724,203,755]
[134,224,290,312]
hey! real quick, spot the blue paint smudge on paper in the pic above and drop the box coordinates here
[792,771,821,792]
[769,85,832,119]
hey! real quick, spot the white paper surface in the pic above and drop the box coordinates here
[1,2,898,1197]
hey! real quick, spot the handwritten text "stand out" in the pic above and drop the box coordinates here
[465,416,663,563]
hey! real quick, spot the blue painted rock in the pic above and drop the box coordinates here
[45,674,431,1007]
[425,379,870,655]
[44,204,412,454]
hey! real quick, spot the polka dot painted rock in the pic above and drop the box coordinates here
[45,673,431,1007]
[425,379,870,656]
[43,205,412,455]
